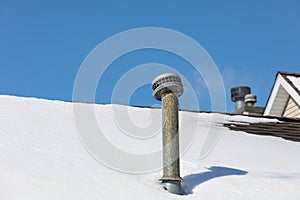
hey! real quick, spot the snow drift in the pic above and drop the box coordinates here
[0,95,299,200]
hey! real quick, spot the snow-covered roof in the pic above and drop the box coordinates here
[0,95,300,199]
[264,72,300,118]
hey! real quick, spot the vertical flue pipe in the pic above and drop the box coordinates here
[152,73,183,195]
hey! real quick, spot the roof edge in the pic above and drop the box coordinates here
[278,71,300,77]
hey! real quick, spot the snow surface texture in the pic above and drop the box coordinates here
[0,95,300,200]
[287,75,300,92]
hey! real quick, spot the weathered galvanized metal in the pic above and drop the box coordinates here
[152,73,183,195]
[231,86,251,113]
[245,94,257,107]
[161,92,181,181]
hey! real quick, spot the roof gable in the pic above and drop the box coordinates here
[264,72,300,118]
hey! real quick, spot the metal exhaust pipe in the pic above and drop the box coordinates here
[152,73,184,195]
[231,86,251,113]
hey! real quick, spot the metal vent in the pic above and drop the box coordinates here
[231,86,251,113]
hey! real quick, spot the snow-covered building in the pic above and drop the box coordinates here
[0,94,299,199]
[0,71,300,199]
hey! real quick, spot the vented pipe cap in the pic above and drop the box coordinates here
[231,86,251,102]
[152,73,183,101]
[245,94,257,104]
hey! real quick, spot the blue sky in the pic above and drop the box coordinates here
[0,0,300,112]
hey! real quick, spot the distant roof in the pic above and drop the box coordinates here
[224,71,300,142]
[224,117,300,142]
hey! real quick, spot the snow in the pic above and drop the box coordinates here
[287,75,300,92]
[0,95,300,199]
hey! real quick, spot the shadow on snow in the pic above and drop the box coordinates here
[182,166,248,195]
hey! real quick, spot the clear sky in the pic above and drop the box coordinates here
[1,0,300,112]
